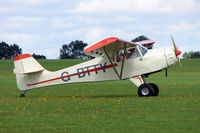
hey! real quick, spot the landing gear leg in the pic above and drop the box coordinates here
[129,75,160,97]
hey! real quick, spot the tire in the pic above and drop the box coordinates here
[138,84,154,97]
[149,83,159,96]
[20,93,25,97]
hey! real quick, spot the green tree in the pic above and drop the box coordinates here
[132,35,153,49]
[191,51,200,58]
[132,35,150,42]
[0,42,22,59]
[182,51,192,59]
[32,53,46,59]
[59,40,92,59]
[182,51,200,59]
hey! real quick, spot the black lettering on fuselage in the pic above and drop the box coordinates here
[84,66,91,76]
[92,64,99,74]
[61,72,71,82]
[77,68,85,78]
[100,62,107,72]
[61,62,109,82]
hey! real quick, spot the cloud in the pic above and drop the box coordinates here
[0,33,33,42]
[0,32,63,58]
[51,16,100,29]
[85,28,138,45]
[167,21,200,34]
[0,16,46,33]
[108,29,138,41]
[85,27,104,43]
[113,16,138,23]
[196,32,200,40]
[49,29,87,42]
[7,16,45,23]
[0,33,41,47]
[1,0,60,6]
[72,0,199,14]
[52,18,73,28]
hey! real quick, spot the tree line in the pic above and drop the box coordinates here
[0,41,47,60]
[1,36,198,59]
[0,42,22,59]
[0,36,150,60]
[182,51,200,59]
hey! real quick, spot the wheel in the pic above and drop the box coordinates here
[20,93,25,97]
[138,84,154,97]
[149,83,159,96]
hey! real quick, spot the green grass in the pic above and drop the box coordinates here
[0,59,200,133]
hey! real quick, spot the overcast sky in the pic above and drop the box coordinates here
[1,0,200,59]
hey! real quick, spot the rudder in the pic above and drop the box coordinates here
[14,54,44,74]
[14,54,45,90]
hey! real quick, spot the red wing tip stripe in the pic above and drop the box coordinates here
[14,54,32,61]
[85,37,119,53]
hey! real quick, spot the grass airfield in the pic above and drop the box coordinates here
[0,59,200,133]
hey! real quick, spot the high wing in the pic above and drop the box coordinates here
[84,37,155,57]
[85,37,136,56]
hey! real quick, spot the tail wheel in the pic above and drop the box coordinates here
[20,93,25,97]
[138,84,154,97]
[149,83,159,96]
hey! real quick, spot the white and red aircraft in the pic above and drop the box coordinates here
[13,36,182,97]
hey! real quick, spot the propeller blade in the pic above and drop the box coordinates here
[171,35,177,51]
[171,35,182,73]
[178,57,183,73]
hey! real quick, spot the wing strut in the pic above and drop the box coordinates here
[103,45,127,80]
[103,47,120,79]
[119,44,127,79]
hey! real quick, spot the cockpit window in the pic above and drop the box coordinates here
[116,45,148,62]
[127,48,140,59]
[138,44,148,56]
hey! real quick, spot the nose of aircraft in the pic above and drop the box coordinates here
[175,50,181,56]
[164,47,177,67]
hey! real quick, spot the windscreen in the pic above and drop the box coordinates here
[138,44,148,56]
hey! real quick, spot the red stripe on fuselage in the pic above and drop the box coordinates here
[27,63,118,87]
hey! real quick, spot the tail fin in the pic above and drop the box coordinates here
[14,54,46,90]
[14,54,44,74]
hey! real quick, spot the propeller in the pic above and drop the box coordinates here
[171,35,182,72]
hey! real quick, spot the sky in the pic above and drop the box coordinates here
[0,0,200,59]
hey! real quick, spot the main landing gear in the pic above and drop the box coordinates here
[138,83,159,97]
[129,76,159,97]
